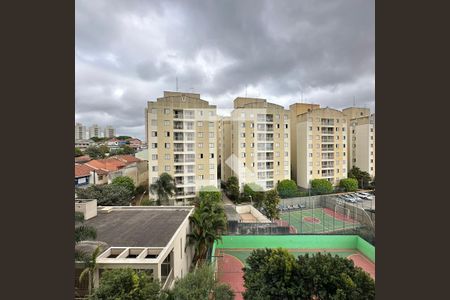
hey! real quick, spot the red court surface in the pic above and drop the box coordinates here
[303,216,321,223]
[323,207,357,223]
[216,249,375,299]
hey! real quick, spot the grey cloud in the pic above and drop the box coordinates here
[76,0,374,140]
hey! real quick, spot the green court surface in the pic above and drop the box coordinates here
[279,207,360,233]
[217,249,357,267]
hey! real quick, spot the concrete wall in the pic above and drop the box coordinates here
[235,205,271,223]
[75,199,97,220]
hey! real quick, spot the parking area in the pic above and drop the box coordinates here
[333,191,375,210]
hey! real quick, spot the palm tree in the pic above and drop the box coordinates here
[79,246,101,296]
[75,212,97,261]
[188,197,227,265]
[149,172,176,204]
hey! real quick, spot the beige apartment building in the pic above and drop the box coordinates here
[146,91,218,204]
[292,105,348,188]
[218,116,232,182]
[343,108,375,177]
[222,97,291,191]
[89,124,102,139]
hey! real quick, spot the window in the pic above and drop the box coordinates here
[371,144,374,148]
[199,153,203,159]
[166,131,170,137]
[317,127,320,131]
[210,153,214,159]
[284,143,289,148]
[198,143,203,148]
[209,143,214,148]
[197,121,203,127]
[343,152,346,156]
[241,112,246,118]
[152,154,158,160]
[309,126,313,131]
[151,119,157,126]
[240,133,245,138]
[285,124,288,129]
[164,108,170,114]
[198,165,204,170]
[275,114,280,120]
[199,175,204,180]
[371,151,374,155]
[336,144,339,148]
[165,143,170,149]
[251,143,255,148]
[241,143,245,148]
[198,132,204,138]
[241,152,246,158]
[209,122,214,127]
[316,144,320,149]
[277,161,281,166]
[210,164,215,169]
[164,120,169,126]
[152,143,158,149]
[284,133,288,138]
[309,153,313,157]
[371,167,374,171]
[371,159,374,163]
[310,170,312,175]
[336,127,339,132]
[210,174,215,180]
[241,122,245,128]
[284,161,289,166]
[165,166,170,171]
[371,136,374,140]
[276,143,280,148]
[316,135,320,140]
[308,144,313,149]
[277,124,280,128]
[308,135,312,140]
[309,162,313,166]
[152,166,158,172]
[343,144,346,148]
[165,154,170,160]
[285,152,289,156]
[210,111,215,116]
[250,123,254,128]
[198,111,203,116]
[151,131,157,137]
[337,169,339,173]
[342,127,345,132]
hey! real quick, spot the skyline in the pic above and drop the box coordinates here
[76,0,374,140]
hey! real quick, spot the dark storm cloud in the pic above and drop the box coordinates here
[76,0,374,139]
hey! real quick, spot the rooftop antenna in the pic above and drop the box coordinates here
[176,77,178,92]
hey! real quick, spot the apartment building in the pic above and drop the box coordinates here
[343,108,375,177]
[225,97,290,191]
[75,122,87,141]
[104,125,115,138]
[293,106,348,188]
[89,124,102,139]
[146,91,218,204]
[289,103,320,182]
[218,116,232,182]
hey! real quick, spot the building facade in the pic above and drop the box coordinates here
[89,124,102,139]
[225,97,291,191]
[343,108,375,177]
[104,125,115,138]
[218,116,232,183]
[293,107,348,188]
[146,91,218,204]
[75,123,87,141]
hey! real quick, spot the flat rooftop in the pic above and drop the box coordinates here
[85,207,193,248]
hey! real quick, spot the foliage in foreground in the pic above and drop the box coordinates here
[89,268,161,300]
[188,188,227,264]
[149,172,176,203]
[76,184,133,206]
[243,248,375,300]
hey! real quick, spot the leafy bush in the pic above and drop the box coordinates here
[339,178,358,192]
[310,179,333,195]
[111,176,135,194]
[276,179,299,198]
[76,184,133,206]
[263,189,280,220]
[226,176,240,203]
[243,248,375,300]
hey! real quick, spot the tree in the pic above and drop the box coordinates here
[339,178,359,192]
[243,248,375,300]
[167,265,234,300]
[348,166,372,189]
[111,176,135,194]
[263,189,280,220]
[310,179,333,195]
[116,135,132,140]
[242,183,265,207]
[149,173,176,203]
[75,212,97,261]
[188,188,227,265]
[76,185,133,206]
[89,268,161,300]
[75,147,83,157]
[110,145,136,156]
[85,146,107,159]
[79,246,101,296]
[276,179,298,198]
[225,176,240,202]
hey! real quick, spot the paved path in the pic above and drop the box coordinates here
[221,192,235,205]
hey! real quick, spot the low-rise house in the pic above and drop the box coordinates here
[75,163,94,188]
[75,201,194,298]
[75,155,92,164]
[75,139,94,151]
[84,155,148,187]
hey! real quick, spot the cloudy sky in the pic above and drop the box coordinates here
[76,0,374,140]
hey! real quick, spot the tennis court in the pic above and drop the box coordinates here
[212,235,375,300]
[279,207,361,233]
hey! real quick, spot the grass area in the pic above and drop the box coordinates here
[280,208,360,233]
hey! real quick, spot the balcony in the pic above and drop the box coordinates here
[257,143,274,151]
[257,133,274,141]
[257,124,274,132]
[321,129,334,135]
[173,121,184,130]
[174,145,184,152]
[175,166,184,174]
[174,133,184,141]
[175,177,184,185]
[321,119,334,126]
[321,136,334,143]
[322,153,335,160]
[174,154,184,163]
[321,146,334,152]
[321,171,334,177]
[321,163,335,169]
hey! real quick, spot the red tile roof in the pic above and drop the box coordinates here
[75,155,92,163]
[75,163,94,177]
[84,155,140,173]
